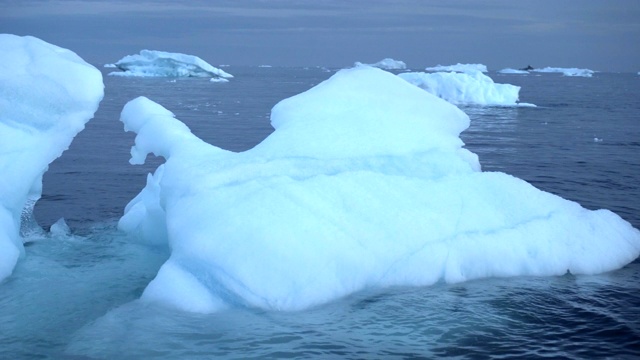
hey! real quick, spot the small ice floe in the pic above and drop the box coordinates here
[107,50,233,80]
[399,69,527,106]
[355,58,407,70]
[50,218,71,237]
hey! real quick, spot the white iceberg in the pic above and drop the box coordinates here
[107,50,233,79]
[426,63,488,73]
[498,68,530,74]
[398,70,527,106]
[355,58,407,70]
[119,66,639,313]
[532,67,594,77]
[0,34,104,282]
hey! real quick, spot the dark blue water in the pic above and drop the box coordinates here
[1,67,638,359]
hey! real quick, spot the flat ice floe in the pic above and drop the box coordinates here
[498,68,530,74]
[355,58,407,70]
[399,70,528,106]
[532,67,594,77]
[0,34,103,282]
[107,50,233,79]
[426,63,488,73]
[119,66,640,313]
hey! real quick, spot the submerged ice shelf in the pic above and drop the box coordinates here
[119,66,640,313]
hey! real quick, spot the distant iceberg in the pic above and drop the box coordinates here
[426,63,488,73]
[399,70,527,106]
[107,50,233,79]
[355,58,407,70]
[532,67,594,77]
[119,66,638,313]
[0,35,103,282]
[498,68,530,74]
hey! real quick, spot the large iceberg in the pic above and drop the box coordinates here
[398,70,526,106]
[426,63,488,73]
[119,66,640,313]
[532,67,594,77]
[0,34,104,282]
[107,50,233,79]
[355,58,407,70]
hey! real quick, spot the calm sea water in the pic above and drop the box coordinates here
[1,67,639,359]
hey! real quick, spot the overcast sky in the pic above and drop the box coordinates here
[2,0,639,71]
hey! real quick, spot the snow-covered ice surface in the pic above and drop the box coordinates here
[499,68,530,74]
[107,50,233,79]
[0,34,103,282]
[533,67,595,77]
[426,63,488,73]
[355,58,407,70]
[119,66,640,313]
[399,70,530,106]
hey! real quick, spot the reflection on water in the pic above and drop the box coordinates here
[462,105,521,126]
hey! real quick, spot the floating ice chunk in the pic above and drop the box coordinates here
[533,67,594,77]
[120,66,639,313]
[426,63,488,73]
[498,68,530,74]
[0,34,104,282]
[107,50,233,79]
[399,70,527,106]
[355,58,407,70]
[50,218,71,237]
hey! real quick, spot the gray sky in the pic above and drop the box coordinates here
[2,0,639,71]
